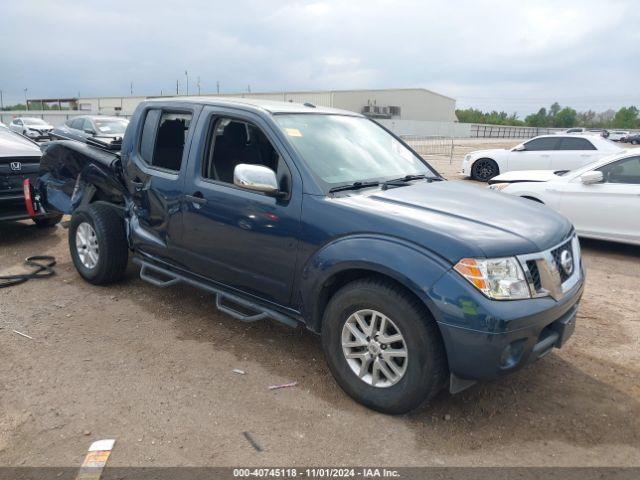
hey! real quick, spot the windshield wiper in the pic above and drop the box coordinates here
[381,174,432,190]
[329,181,380,193]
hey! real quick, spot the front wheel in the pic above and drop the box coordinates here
[69,203,128,285]
[471,158,499,182]
[321,279,447,414]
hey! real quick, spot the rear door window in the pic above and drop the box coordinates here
[139,110,192,172]
[559,137,596,150]
[523,137,560,151]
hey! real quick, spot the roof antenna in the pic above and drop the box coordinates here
[303,102,316,108]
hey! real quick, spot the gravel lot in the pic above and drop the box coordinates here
[1,139,639,468]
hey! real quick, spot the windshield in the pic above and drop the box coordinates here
[94,118,128,134]
[274,114,437,187]
[22,118,47,126]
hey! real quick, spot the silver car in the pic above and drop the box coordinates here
[50,115,129,144]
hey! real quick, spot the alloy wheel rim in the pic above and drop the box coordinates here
[75,222,99,269]
[476,160,494,180]
[341,309,408,388]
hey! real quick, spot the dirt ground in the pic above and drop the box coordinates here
[1,139,639,468]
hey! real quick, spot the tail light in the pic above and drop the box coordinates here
[23,178,37,217]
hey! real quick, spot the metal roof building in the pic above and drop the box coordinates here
[75,88,457,123]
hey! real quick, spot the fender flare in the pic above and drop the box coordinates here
[299,234,452,332]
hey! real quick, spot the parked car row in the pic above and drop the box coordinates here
[461,134,620,182]
[488,151,640,246]
[5,116,129,147]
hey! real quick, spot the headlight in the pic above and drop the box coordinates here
[488,183,509,191]
[464,154,471,162]
[454,257,530,300]
[26,129,39,136]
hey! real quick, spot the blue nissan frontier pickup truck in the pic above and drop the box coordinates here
[32,97,584,413]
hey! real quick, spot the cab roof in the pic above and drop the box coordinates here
[144,96,362,117]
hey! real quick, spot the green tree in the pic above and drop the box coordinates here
[611,106,639,129]
[525,108,548,127]
[553,107,578,128]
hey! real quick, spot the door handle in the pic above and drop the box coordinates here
[185,192,207,206]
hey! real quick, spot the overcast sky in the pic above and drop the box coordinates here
[1,0,638,116]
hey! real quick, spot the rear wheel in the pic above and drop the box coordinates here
[321,278,447,414]
[69,203,128,285]
[33,214,62,228]
[471,158,499,182]
[632,139,639,145]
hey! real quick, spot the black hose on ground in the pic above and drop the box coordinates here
[0,256,56,289]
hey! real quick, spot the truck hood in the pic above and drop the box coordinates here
[334,180,572,261]
[0,129,42,157]
[489,170,561,183]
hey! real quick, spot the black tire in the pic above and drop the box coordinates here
[69,203,128,285]
[321,278,447,414]
[632,140,639,145]
[33,214,62,228]
[471,158,499,181]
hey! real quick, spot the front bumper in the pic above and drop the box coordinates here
[460,156,471,176]
[430,261,584,381]
[24,130,51,141]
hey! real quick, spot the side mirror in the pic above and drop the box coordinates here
[84,129,96,135]
[512,144,525,152]
[580,171,603,184]
[234,164,280,196]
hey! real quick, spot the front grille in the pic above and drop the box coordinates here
[518,235,581,301]
[551,239,574,283]
[526,260,542,290]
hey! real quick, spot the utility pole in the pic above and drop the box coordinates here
[216,81,220,94]
[176,79,179,95]
[247,85,251,93]
[0,90,3,110]
[130,82,133,95]
[197,76,201,95]
[24,88,28,111]
[185,70,189,95]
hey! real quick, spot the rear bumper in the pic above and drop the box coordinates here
[430,265,584,381]
[0,194,32,221]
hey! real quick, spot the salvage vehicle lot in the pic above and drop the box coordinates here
[1,139,639,467]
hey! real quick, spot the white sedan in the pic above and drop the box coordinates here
[609,130,630,142]
[488,151,640,246]
[9,117,54,140]
[461,134,620,182]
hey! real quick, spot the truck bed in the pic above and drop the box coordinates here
[37,140,127,214]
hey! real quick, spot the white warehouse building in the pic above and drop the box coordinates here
[12,88,465,136]
[77,88,456,120]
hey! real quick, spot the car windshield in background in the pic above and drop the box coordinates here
[94,119,128,134]
[22,118,48,125]
[274,114,436,187]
